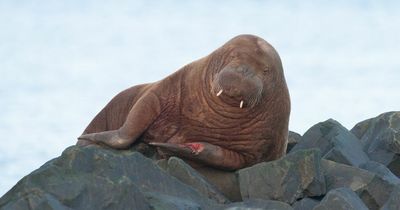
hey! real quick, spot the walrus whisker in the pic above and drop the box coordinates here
[216,89,223,96]
[240,100,244,108]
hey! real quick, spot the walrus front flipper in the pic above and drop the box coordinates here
[149,142,251,170]
[78,92,162,149]
[78,130,132,149]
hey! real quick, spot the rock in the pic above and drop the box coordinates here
[359,161,400,185]
[0,146,216,210]
[195,165,242,202]
[321,159,375,192]
[291,119,369,167]
[380,187,400,210]
[143,192,202,210]
[238,149,326,204]
[4,112,400,209]
[313,187,368,210]
[387,155,400,177]
[357,175,400,209]
[292,198,319,210]
[322,159,400,209]
[0,191,74,210]
[156,157,229,203]
[351,112,400,175]
[351,112,400,154]
[222,199,293,210]
[286,131,302,153]
[0,163,152,210]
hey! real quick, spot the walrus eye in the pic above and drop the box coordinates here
[263,66,270,74]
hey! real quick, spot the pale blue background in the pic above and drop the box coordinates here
[1,0,399,196]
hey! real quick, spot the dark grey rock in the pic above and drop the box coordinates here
[144,192,201,210]
[321,159,375,192]
[351,112,400,154]
[351,112,400,175]
[322,159,400,209]
[313,187,368,210]
[387,155,400,177]
[223,199,293,210]
[380,187,400,210]
[287,131,302,153]
[238,149,326,204]
[156,157,229,203]
[292,198,319,210]
[0,146,216,210]
[360,161,400,185]
[0,164,152,210]
[291,119,369,167]
[357,175,400,209]
[195,165,242,202]
[0,191,73,210]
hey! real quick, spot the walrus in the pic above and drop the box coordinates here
[77,34,290,170]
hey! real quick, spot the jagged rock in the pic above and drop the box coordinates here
[380,187,400,210]
[156,157,229,203]
[387,155,400,177]
[352,112,400,154]
[291,119,369,167]
[195,166,241,202]
[292,198,319,210]
[287,131,302,153]
[321,159,375,191]
[357,175,400,209]
[222,199,293,210]
[0,191,74,210]
[322,159,400,209]
[351,111,400,175]
[313,187,368,210]
[0,146,216,210]
[238,149,326,204]
[3,112,400,209]
[143,192,202,210]
[359,161,400,185]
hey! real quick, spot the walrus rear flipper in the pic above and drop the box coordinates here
[149,142,250,170]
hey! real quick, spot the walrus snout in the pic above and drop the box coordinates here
[213,64,263,108]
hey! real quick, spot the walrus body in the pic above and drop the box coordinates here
[78,34,290,170]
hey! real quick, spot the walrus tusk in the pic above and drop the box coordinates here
[216,89,223,96]
[240,100,244,108]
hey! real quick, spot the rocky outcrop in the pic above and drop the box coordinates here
[351,111,400,176]
[156,157,229,204]
[313,187,368,210]
[380,187,400,210]
[238,149,326,204]
[223,199,293,210]
[1,111,400,210]
[290,119,369,167]
[0,146,217,210]
[291,198,319,210]
[286,131,302,153]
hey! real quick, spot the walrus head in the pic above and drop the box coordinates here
[210,34,283,109]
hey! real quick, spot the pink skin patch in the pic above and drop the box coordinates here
[184,143,204,155]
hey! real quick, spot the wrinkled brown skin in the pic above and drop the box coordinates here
[77,34,290,171]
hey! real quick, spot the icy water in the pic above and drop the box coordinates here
[1,1,400,196]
